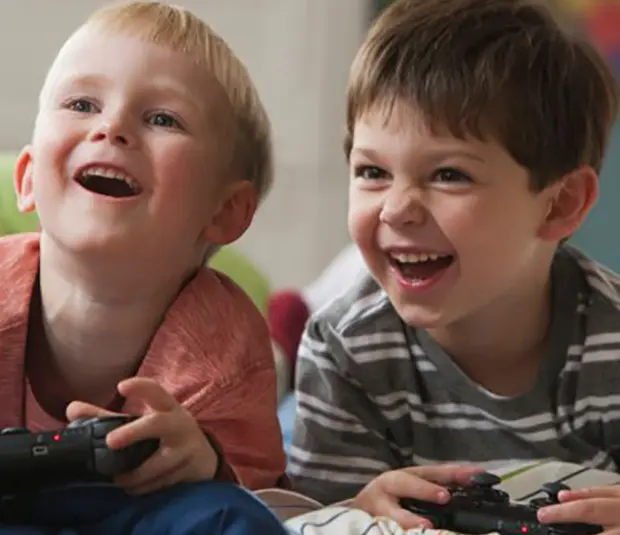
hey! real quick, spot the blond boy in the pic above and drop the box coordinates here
[0,1,289,533]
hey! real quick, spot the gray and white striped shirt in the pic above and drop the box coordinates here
[288,246,620,505]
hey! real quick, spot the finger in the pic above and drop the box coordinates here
[559,486,620,502]
[116,446,187,491]
[118,378,178,413]
[538,498,617,527]
[66,401,118,421]
[123,457,193,495]
[106,412,172,450]
[381,470,452,502]
[403,464,485,486]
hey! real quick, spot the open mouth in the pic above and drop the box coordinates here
[75,165,142,198]
[389,251,455,284]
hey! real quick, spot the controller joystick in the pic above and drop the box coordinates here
[0,415,159,496]
[530,482,571,507]
[471,471,502,488]
[462,470,509,505]
[541,482,570,503]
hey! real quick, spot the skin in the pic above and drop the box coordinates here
[347,101,611,530]
[14,24,257,493]
[348,103,597,394]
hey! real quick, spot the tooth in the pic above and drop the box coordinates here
[81,166,135,189]
[392,252,450,264]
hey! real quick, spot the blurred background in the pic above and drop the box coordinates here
[0,0,618,293]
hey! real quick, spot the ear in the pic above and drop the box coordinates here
[203,180,258,246]
[14,146,36,213]
[537,166,598,242]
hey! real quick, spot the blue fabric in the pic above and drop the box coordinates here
[0,481,291,535]
[277,392,296,456]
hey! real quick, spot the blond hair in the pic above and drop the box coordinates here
[88,1,273,201]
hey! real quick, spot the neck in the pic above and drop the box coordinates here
[426,258,554,396]
[37,235,186,401]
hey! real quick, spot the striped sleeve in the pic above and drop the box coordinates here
[287,317,397,504]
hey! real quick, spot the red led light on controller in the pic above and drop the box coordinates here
[53,434,61,441]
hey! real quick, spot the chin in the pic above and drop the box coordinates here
[395,307,446,329]
[384,290,450,329]
[46,226,136,256]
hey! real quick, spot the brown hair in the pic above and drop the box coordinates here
[88,1,273,201]
[345,0,619,190]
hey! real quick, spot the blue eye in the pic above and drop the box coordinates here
[354,165,387,180]
[66,99,97,113]
[148,113,181,129]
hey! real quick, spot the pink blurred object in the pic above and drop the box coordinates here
[268,290,310,375]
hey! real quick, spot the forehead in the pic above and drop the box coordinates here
[352,103,456,154]
[41,25,226,116]
[351,102,514,166]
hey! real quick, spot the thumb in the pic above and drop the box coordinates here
[66,400,119,422]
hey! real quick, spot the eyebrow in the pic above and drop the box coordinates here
[51,74,108,96]
[350,146,486,163]
[146,77,206,114]
[50,74,206,115]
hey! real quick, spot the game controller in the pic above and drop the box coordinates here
[401,471,602,535]
[0,415,159,495]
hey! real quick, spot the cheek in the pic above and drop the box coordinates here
[34,119,83,175]
[153,147,218,216]
[155,144,203,188]
[436,196,542,271]
[436,204,486,244]
[31,143,67,196]
[347,190,380,246]
[431,196,510,246]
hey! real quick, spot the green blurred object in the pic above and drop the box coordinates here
[0,152,271,313]
[0,152,39,235]
[210,247,271,315]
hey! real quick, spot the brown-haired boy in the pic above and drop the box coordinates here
[0,1,290,533]
[290,0,620,530]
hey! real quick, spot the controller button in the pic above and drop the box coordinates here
[91,425,108,439]
[32,445,49,457]
[91,416,133,438]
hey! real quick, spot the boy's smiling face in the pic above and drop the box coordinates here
[15,24,253,277]
[347,102,595,331]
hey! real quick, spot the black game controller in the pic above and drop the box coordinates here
[401,471,602,535]
[0,415,159,495]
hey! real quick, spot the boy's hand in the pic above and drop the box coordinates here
[537,485,620,534]
[66,377,219,495]
[352,464,484,530]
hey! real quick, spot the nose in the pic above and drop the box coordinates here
[88,114,135,148]
[379,185,427,227]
